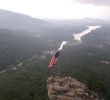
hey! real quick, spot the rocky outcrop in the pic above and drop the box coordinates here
[47,76,104,100]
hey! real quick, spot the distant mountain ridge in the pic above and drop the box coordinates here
[0,9,108,33]
[0,9,49,33]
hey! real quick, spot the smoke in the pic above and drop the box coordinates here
[72,26,101,42]
[58,41,67,51]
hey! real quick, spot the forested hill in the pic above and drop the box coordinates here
[0,9,49,33]
[0,9,110,100]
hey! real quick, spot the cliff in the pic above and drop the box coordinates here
[47,76,104,100]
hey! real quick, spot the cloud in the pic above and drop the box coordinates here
[76,0,110,6]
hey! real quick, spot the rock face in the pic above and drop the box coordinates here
[47,76,104,100]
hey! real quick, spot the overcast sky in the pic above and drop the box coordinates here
[0,0,110,20]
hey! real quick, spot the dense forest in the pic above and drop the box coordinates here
[0,9,110,100]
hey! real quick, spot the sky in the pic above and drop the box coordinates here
[0,0,110,20]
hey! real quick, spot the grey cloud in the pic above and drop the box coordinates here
[76,0,110,6]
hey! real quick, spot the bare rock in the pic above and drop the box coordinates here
[47,76,104,100]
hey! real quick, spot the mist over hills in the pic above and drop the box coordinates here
[0,9,108,40]
[0,9,49,33]
[0,9,107,32]
[0,9,110,100]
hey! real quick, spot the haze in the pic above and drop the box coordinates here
[0,0,110,20]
